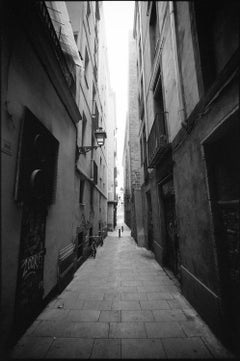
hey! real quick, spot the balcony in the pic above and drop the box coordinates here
[34,1,76,96]
[148,112,170,168]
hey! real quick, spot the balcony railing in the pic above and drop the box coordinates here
[148,112,170,168]
[34,1,75,96]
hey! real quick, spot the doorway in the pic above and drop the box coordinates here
[204,113,240,347]
[77,232,84,260]
[160,178,180,279]
[146,191,154,251]
[14,109,59,340]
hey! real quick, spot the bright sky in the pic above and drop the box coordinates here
[103,1,135,191]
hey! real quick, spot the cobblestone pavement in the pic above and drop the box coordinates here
[10,225,234,359]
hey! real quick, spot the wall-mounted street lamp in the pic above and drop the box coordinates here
[78,127,107,154]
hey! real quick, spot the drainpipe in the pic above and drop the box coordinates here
[169,2,187,128]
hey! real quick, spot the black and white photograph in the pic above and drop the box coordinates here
[1,1,239,359]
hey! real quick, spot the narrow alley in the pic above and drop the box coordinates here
[2,1,239,359]
[9,206,232,359]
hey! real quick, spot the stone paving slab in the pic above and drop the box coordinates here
[161,337,213,358]
[10,336,53,359]
[121,310,154,322]
[9,223,234,359]
[152,309,188,322]
[140,300,171,310]
[91,339,121,359]
[145,321,186,338]
[109,322,147,338]
[46,338,94,359]
[122,338,166,359]
[66,310,100,322]
[112,300,141,310]
[99,310,121,322]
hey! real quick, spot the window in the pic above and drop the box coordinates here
[139,76,144,120]
[82,112,87,149]
[86,1,91,33]
[152,65,167,137]
[84,48,89,88]
[193,2,238,94]
[79,179,85,204]
[90,185,94,208]
[140,126,147,165]
[15,108,59,205]
[95,2,100,21]
[149,1,159,64]
[74,32,78,44]
[138,37,142,70]
[95,103,99,129]
[147,1,151,16]
[153,66,164,114]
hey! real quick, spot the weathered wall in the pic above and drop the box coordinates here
[173,76,239,330]
[133,190,144,246]
[161,17,180,142]
[128,35,141,190]
[175,2,200,118]
[69,1,108,244]
[1,28,77,345]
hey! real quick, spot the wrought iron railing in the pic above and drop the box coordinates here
[148,112,170,168]
[33,1,75,96]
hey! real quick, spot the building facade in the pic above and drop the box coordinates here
[1,0,82,351]
[66,1,118,264]
[133,1,239,352]
[97,7,118,231]
[123,33,144,245]
[106,88,118,231]
[1,0,116,354]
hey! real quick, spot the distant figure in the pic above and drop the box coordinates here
[121,226,124,233]
[89,238,97,258]
[118,228,121,238]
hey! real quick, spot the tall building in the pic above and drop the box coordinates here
[123,33,144,245]
[106,88,118,231]
[66,1,110,267]
[97,6,118,231]
[123,112,131,227]
[1,0,82,351]
[133,1,239,352]
[1,0,116,354]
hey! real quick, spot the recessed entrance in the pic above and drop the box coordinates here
[204,111,240,347]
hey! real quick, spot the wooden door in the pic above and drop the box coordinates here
[13,108,59,339]
[162,179,180,279]
[204,115,240,348]
[14,202,47,336]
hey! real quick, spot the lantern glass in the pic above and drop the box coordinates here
[95,127,106,146]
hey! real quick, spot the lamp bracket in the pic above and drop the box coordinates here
[78,145,102,154]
